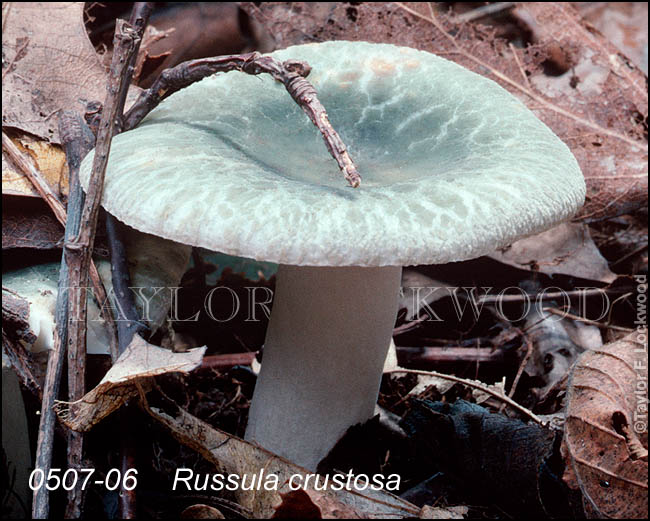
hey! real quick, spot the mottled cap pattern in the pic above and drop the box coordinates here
[80,41,585,267]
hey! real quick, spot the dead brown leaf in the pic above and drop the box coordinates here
[562,329,648,518]
[143,399,418,519]
[575,2,648,75]
[134,3,270,87]
[511,3,647,221]
[272,488,363,519]
[242,2,648,221]
[2,2,107,143]
[2,196,63,250]
[2,133,68,198]
[418,504,468,519]
[180,504,225,519]
[54,335,205,431]
[490,222,617,283]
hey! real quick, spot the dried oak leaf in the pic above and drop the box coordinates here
[242,2,648,221]
[54,335,205,431]
[2,2,107,143]
[561,330,648,518]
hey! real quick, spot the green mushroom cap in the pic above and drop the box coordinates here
[80,41,585,266]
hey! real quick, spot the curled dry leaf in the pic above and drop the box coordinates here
[1,288,42,396]
[242,2,648,220]
[524,306,587,397]
[54,335,205,431]
[2,2,107,143]
[143,401,418,519]
[490,222,617,283]
[562,329,648,518]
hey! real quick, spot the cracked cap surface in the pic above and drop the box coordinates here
[80,41,585,266]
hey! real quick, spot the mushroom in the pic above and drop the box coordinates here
[3,228,191,355]
[79,41,585,470]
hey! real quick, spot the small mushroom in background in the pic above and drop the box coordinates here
[79,41,585,470]
[2,229,190,515]
[2,227,191,356]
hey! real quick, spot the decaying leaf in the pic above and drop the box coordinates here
[54,335,205,431]
[241,2,648,220]
[143,399,418,519]
[401,400,568,517]
[2,134,69,198]
[2,196,63,250]
[2,288,43,395]
[272,488,363,519]
[2,2,107,143]
[179,504,225,519]
[418,504,468,519]
[511,3,648,221]
[562,329,648,518]
[490,222,617,283]
[576,2,648,75]
[524,306,589,396]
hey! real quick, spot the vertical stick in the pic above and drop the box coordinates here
[31,20,140,519]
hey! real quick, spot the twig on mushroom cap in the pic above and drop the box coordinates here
[123,52,361,188]
[114,2,155,134]
[106,3,156,355]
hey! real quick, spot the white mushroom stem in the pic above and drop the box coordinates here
[245,264,402,470]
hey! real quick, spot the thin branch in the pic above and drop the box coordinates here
[64,20,138,519]
[110,6,155,519]
[543,307,634,332]
[477,287,617,304]
[123,52,361,188]
[31,21,140,519]
[31,112,96,519]
[453,2,516,23]
[385,368,545,425]
[115,2,155,133]
[396,346,506,365]
[59,113,98,519]
[509,42,531,89]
